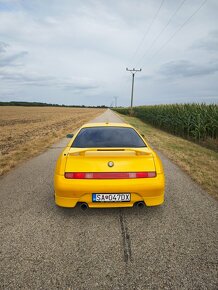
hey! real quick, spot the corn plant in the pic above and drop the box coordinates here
[114,103,218,144]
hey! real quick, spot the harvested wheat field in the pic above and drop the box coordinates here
[0,106,105,175]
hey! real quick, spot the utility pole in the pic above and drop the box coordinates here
[114,96,118,107]
[126,68,142,115]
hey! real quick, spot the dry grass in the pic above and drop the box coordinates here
[0,106,105,175]
[119,114,218,200]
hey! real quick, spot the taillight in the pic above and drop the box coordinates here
[135,172,156,178]
[64,172,156,179]
[64,172,86,179]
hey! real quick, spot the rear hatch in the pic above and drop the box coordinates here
[65,148,156,173]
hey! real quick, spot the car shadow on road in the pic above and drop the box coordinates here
[54,203,165,219]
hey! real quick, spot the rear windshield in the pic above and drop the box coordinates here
[72,126,146,148]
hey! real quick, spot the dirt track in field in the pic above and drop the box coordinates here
[0,109,217,289]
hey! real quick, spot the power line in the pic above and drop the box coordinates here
[135,0,187,67]
[130,0,165,65]
[142,0,208,66]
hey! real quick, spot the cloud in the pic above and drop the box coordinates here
[0,41,9,53]
[0,51,28,67]
[192,30,218,52]
[0,70,99,92]
[0,40,28,67]
[159,60,218,78]
[0,0,218,105]
[137,74,152,81]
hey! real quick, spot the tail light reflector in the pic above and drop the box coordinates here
[64,172,156,179]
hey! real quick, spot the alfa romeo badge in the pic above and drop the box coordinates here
[108,161,114,167]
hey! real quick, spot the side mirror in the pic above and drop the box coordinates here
[66,133,74,138]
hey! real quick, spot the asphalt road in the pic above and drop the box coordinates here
[0,109,217,290]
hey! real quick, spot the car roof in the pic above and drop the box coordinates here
[81,122,133,129]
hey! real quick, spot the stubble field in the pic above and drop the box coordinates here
[0,106,105,175]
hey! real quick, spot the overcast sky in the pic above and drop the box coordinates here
[0,0,217,106]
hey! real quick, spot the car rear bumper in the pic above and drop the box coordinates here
[54,173,165,208]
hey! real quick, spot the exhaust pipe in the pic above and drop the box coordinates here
[135,201,145,209]
[80,203,88,211]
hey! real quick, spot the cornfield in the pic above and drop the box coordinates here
[114,103,218,144]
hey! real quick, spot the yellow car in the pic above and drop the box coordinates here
[54,123,165,209]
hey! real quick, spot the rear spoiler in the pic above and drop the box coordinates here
[68,148,152,156]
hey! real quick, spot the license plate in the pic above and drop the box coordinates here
[92,193,131,202]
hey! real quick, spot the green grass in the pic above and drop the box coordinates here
[118,114,218,200]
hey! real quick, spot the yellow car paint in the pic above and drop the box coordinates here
[54,122,165,208]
